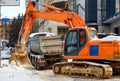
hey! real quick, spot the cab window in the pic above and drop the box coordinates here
[66,30,78,54]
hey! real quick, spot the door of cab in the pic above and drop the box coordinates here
[64,28,87,56]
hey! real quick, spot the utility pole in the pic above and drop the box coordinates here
[97,0,106,33]
[0,46,3,68]
[0,49,1,68]
[97,0,102,33]
[0,5,1,21]
[5,21,7,39]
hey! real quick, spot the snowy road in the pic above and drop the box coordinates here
[0,60,120,81]
[31,69,120,81]
[0,60,43,81]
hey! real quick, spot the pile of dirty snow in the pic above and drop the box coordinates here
[101,36,120,40]
[92,35,120,41]
[0,60,43,81]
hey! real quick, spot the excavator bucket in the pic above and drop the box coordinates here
[9,45,31,66]
[9,51,31,66]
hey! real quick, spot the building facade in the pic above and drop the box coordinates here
[68,0,120,35]
[0,19,11,39]
[0,19,12,44]
[25,0,69,36]
[68,0,85,20]
[41,0,69,36]
[102,0,120,35]
[85,0,120,35]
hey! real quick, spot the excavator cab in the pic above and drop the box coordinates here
[64,28,88,56]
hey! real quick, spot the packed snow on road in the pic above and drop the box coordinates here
[0,60,42,81]
[0,60,120,81]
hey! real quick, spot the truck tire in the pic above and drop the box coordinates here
[35,58,42,70]
[30,53,35,66]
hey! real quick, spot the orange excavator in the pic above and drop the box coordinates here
[9,1,120,78]
[9,1,87,66]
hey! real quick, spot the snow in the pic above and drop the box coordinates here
[91,35,120,41]
[29,32,55,38]
[0,60,43,81]
[0,60,120,81]
[101,35,120,40]
[1,49,12,59]
[0,46,13,59]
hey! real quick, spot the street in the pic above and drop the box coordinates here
[0,60,120,81]
[30,69,120,81]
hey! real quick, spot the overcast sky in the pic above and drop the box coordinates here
[1,0,25,19]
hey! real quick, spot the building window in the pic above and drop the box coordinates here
[48,28,51,33]
[58,27,69,36]
[101,0,107,21]
[116,0,120,13]
[36,0,39,2]
[35,2,40,10]
[76,4,79,14]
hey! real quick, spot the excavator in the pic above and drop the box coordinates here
[9,1,88,66]
[9,1,120,78]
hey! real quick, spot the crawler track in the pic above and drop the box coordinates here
[53,61,113,78]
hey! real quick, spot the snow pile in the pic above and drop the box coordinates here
[1,49,11,59]
[101,36,120,40]
[91,35,120,41]
[0,60,43,81]
[29,32,55,38]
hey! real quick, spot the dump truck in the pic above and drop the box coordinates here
[28,32,62,70]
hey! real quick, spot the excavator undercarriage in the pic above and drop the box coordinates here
[53,60,120,78]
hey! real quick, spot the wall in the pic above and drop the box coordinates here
[38,0,69,36]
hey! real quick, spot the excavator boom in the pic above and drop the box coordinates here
[20,1,86,48]
[9,1,87,66]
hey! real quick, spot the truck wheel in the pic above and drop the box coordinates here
[29,53,33,65]
[30,54,35,66]
[28,53,30,59]
[35,58,42,70]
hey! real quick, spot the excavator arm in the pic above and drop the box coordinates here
[9,1,87,66]
[19,1,86,47]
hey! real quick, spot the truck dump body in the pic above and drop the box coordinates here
[29,36,62,55]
